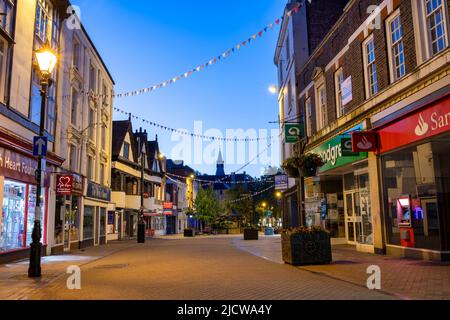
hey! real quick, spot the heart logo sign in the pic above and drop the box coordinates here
[415,114,429,137]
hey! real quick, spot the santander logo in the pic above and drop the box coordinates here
[414,114,430,137]
[356,136,373,150]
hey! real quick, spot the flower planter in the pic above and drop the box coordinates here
[281,231,332,266]
[300,166,318,178]
[184,229,195,237]
[243,228,259,240]
[285,166,300,178]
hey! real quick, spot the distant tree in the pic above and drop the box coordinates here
[193,187,223,232]
[225,186,255,227]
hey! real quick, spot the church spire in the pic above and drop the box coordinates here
[216,149,225,176]
[217,149,224,165]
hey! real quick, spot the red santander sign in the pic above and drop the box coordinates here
[351,131,378,152]
[378,97,450,154]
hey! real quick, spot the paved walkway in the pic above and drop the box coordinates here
[1,236,393,300]
[232,235,450,300]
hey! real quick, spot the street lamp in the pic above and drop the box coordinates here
[268,85,278,94]
[276,191,282,199]
[29,41,57,278]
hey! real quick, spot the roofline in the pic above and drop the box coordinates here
[80,23,115,85]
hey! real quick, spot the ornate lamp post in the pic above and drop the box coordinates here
[29,41,57,278]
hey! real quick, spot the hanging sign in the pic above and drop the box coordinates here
[284,124,304,144]
[275,174,288,190]
[351,131,378,152]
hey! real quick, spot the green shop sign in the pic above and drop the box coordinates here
[310,126,367,173]
[284,123,304,144]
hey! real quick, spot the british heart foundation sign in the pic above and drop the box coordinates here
[378,96,450,153]
[56,175,73,195]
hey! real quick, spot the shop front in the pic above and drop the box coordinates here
[52,173,83,254]
[305,124,373,252]
[374,93,450,261]
[0,133,63,263]
[82,181,111,248]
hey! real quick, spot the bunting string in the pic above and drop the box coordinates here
[114,106,281,142]
[51,2,302,101]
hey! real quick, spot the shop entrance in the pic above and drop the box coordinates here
[63,196,80,252]
[343,171,373,247]
[344,191,362,244]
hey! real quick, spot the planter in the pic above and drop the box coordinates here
[300,166,318,178]
[285,165,300,178]
[184,229,195,237]
[281,231,332,266]
[243,228,259,240]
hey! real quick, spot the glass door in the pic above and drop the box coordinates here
[344,192,356,243]
[64,204,71,251]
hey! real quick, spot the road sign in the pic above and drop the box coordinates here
[284,124,304,144]
[33,136,48,157]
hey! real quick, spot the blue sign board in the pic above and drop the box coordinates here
[33,136,48,157]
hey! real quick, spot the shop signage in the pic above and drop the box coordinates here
[341,76,353,106]
[351,131,378,152]
[56,175,73,195]
[378,97,450,153]
[310,125,367,173]
[341,137,360,157]
[275,174,288,190]
[87,181,111,202]
[284,123,304,144]
[163,202,173,215]
[56,174,83,196]
[0,147,44,185]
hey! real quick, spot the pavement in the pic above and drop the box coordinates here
[0,234,448,300]
[232,235,450,300]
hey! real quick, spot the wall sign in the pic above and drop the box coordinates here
[87,181,111,202]
[275,174,288,190]
[0,147,50,185]
[377,96,450,153]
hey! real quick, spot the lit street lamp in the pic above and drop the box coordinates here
[29,42,57,278]
[268,85,278,94]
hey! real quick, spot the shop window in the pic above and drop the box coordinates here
[1,180,46,252]
[25,185,45,247]
[54,196,64,245]
[382,142,441,251]
[100,208,106,237]
[83,206,95,240]
[1,181,26,252]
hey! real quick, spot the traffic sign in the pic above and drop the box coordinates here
[33,136,48,157]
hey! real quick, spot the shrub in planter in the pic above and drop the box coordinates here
[243,227,259,240]
[281,226,332,266]
[184,229,195,237]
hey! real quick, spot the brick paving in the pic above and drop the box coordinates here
[232,235,450,300]
[1,236,394,300]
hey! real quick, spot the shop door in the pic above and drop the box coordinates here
[64,204,71,251]
[94,208,100,246]
[344,191,362,244]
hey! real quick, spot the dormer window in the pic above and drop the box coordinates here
[123,142,130,160]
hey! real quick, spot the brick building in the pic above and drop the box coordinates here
[279,0,450,260]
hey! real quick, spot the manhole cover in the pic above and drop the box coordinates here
[93,264,128,269]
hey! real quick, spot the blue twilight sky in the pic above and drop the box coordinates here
[70,0,287,177]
